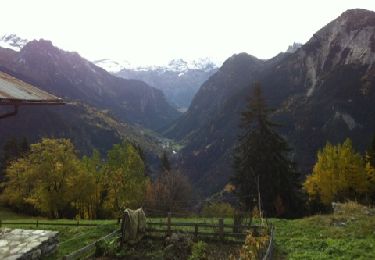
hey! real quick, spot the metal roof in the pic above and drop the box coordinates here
[0,71,63,105]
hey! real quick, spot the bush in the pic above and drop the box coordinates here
[189,241,208,260]
[201,202,234,218]
[332,201,374,216]
[95,237,119,257]
[240,230,270,260]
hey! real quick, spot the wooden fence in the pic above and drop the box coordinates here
[62,229,119,260]
[0,220,98,227]
[145,213,263,243]
[262,225,275,260]
[0,216,275,259]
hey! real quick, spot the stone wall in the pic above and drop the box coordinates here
[0,228,58,260]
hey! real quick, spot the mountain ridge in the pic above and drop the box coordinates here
[0,39,180,131]
[168,8,375,195]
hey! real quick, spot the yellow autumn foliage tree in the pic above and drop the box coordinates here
[1,138,85,218]
[1,138,148,219]
[304,139,370,205]
[103,141,147,217]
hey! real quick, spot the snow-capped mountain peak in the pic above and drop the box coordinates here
[93,57,219,73]
[0,34,28,51]
[167,59,189,72]
[188,57,218,71]
[92,59,132,73]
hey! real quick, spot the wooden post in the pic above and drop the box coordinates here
[167,212,171,236]
[194,224,198,240]
[0,219,2,228]
[120,214,126,248]
[219,218,224,241]
[36,219,39,227]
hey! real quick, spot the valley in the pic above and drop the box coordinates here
[0,5,374,260]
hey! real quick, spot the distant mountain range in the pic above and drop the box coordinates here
[165,9,375,195]
[0,35,218,111]
[0,38,178,163]
[0,39,180,130]
[94,58,219,110]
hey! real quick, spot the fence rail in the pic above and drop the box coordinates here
[145,214,266,243]
[62,229,119,260]
[0,220,98,227]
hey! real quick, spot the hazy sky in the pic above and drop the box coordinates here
[1,0,374,65]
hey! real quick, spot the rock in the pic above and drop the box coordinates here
[0,240,10,247]
[30,249,41,259]
[0,229,58,259]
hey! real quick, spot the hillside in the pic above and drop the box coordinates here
[0,100,168,159]
[0,40,180,131]
[166,9,375,195]
[273,202,375,259]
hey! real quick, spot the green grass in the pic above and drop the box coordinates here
[271,210,375,259]
[45,223,117,259]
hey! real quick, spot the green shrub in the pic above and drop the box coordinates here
[189,241,208,260]
[201,202,234,218]
[95,237,119,257]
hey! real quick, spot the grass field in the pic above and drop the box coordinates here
[0,205,374,259]
[271,204,375,259]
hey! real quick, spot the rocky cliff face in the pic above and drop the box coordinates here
[0,40,180,131]
[168,9,375,195]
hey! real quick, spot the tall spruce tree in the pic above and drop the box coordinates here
[160,151,171,172]
[232,83,301,217]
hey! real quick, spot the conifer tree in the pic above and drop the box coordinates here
[232,83,301,217]
[160,151,171,172]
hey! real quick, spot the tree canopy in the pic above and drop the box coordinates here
[104,141,147,216]
[304,138,373,206]
[1,138,148,219]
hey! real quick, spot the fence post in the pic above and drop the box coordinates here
[219,218,224,241]
[36,219,39,227]
[0,219,2,228]
[167,212,171,236]
[194,224,198,240]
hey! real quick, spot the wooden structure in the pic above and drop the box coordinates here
[146,214,260,243]
[0,71,64,119]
